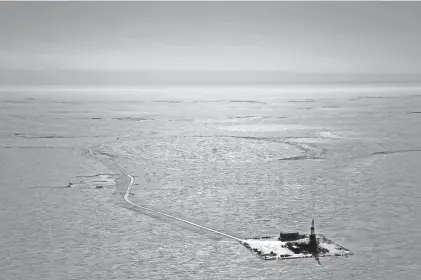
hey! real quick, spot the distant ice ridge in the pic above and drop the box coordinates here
[319,131,342,139]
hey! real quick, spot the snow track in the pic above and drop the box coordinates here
[86,145,243,242]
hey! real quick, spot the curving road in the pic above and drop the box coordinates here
[87,145,244,243]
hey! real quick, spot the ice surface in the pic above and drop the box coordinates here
[2,89,421,279]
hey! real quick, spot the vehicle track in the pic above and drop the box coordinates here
[86,144,244,243]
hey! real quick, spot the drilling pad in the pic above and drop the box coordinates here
[242,235,353,260]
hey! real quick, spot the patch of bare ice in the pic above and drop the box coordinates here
[69,173,118,188]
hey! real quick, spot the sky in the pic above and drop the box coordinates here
[1,2,421,80]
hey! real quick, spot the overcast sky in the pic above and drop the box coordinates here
[1,2,421,75]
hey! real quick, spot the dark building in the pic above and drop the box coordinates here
[278,232,301,241]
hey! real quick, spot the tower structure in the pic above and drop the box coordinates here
[311,219,315,236]
[309,219,317,252]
